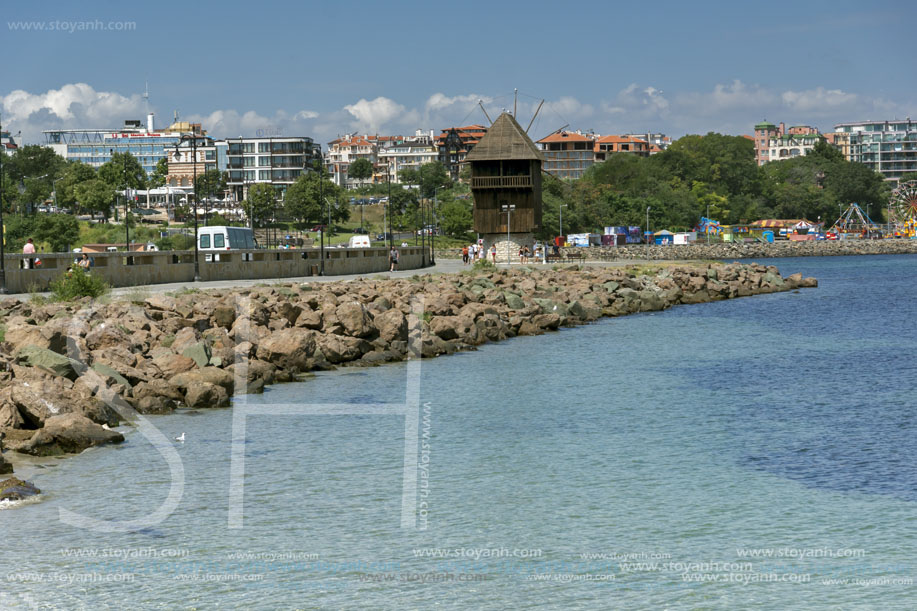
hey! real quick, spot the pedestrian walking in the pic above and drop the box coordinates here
[490,244,497,263]
[462,245,469,265]
[22,238,36,269]
[389,245,400,272]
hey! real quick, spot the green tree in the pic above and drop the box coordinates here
[3,144,66,185]
[34,214,80,252]
[98,152,147,190]
[347,158,373,188]
[18,176,52,213]
[74,179,116,220]
[56,162,97,210]
[418,161,450,198]
[398,168,419,187]
[283,171,342,227]
[194,169,227,203]
[148,157,170,189]
[388,184,419,230]
[243,183,276,228]
[2,214,38,251]
[207,213,230,226]
[438,197,472,236]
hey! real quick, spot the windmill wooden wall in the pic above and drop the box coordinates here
[465,113,544,235]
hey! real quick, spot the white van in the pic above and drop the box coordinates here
[348,235,371,248]
[198,226,257,261]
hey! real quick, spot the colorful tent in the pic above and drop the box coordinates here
[748,219,800,229]
[696,217,722,234]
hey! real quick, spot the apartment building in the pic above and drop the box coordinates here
[164,136,217,187]
[325,134,381,187]
[536,131,655,179]
[225,136,317,201]
[377,130,438,183]
[594,135,650,162]
[537,131,596,179]
[833,119,917,183]
[753,121,821,165]
[436,125,487,180]
[625,132,671,154]
[43,114,204,175]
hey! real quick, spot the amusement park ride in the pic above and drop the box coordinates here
[829,180,917,239]
[889,180,917,238]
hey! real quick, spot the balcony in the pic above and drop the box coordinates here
[471,175,533,189]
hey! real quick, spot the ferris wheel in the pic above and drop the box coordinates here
[890,180,917,222]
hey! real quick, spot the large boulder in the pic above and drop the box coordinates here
[171,366,235,395]
[152,353,197,379]
[181,343,212,368]
[14,345,80,380]
[212,305,237,329]
[373,309,407,344]
[8,413,123,456]
[335,302,375,338]
[255,328,316,371]
[0,477,40,501]
[85,323,133,351]
[0,438,12,474]
[316,334,370,364]
[293,308,323,330]
[184,382,230,408]
[0,388,26,429]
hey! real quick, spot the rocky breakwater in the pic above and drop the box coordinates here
[0,262,817,473]
[437,239,917,261]
[590,239,917,261]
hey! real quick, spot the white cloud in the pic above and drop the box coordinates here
[1,83,145,142]
[343,97,406,133]
[3,82,912,149]
[781,87,858,112]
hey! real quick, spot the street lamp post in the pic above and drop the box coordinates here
[0,113,6,294]
[318,145,325,276]
[387,174,393,249]
[110,149,131,260]
[430,187,436,265]
[502,204,515,266]
[706,202,710,245]
[174,134,200,281]
[646,206,651,259]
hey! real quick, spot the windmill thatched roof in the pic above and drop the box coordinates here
[463,112,545,162]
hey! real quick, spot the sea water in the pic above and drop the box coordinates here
[1,255,915,610]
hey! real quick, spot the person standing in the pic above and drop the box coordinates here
[490,244,497,263]
[389,245,400,272]
[22,238,36,269]
[462,245,469,265]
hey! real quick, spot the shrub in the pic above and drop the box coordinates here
[472,258,495,271]
[49,267,109,300]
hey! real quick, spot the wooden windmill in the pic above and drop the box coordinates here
[463,110,545,261]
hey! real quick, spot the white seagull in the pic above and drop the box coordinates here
[175,433,185,442]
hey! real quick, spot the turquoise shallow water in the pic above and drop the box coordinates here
[1,255,915,610]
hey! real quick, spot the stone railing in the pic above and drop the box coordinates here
[2,246,428,294]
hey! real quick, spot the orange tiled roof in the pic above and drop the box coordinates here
[595,135,647,144]
[537,131,594,144]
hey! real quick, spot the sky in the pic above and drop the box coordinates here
[1,0,914,146]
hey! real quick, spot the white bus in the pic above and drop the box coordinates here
[198,226,257,261]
